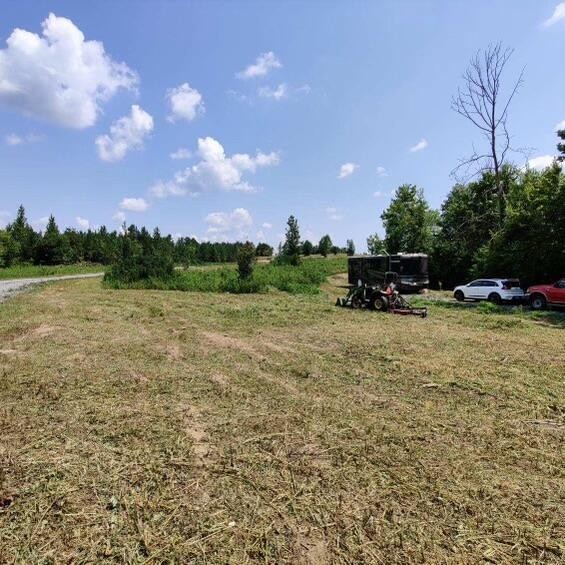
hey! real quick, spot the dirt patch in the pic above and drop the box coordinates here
[26,324,61,339]
[164,343,183,361]
[183,407,212,466]
[293,533,329,565]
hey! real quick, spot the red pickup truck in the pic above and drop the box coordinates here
[527,279,565,310]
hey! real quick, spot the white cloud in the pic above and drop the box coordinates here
[170,147,192,160]
[113,211,126,223]
[95,105,153,162]
[338,162,359,179]
[0,211,11,227]
[205,207,253,241]
[0,13,137,128]
[525,155,558,171]
[237,51,281,79]
[555,120,565,131]
[409,138,428,152]
[75,216,90,230]
[258,83,288,100]
[376,166,388,177]
[262,222,272,229]
[5,132,44,146]
[374,191,384,197]
[34,216,49,230]
[119,197,149,212]
[542,3,565,27]
[150,136,280,198]
[326,207,343,221]
[166,83,204,122]
[296,84,311,95]
[256,230,265,240]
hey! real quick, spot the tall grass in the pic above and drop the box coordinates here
[104,256,347,294]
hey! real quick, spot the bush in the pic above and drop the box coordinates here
[237,242,256,279]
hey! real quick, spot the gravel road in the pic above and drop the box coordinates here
[0,273,104,303]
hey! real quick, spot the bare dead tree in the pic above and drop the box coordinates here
[452,43,524,221]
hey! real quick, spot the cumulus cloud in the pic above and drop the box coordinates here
[166,83,204,122]
[326,207,343,221]
[205,207,253,241]
[75,216,90,230]
[95,105,153,162]
[170,147,192,160]
[119,197,149,212]
[113,211,126,223]
[258,83,288,100]
[237,51,281,79]
[262,222,272,229]
[338,162,359,179]
[376,166,387,177]
[5,132,44,146]
[525,155,558,171]
[409,138,428,152]
[555,120,565,131]
[374,191,384,197]
[0,13,137,128]
[542,3,565,27]
[150,136,280,198]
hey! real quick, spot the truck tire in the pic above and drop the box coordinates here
[530,294,547,311]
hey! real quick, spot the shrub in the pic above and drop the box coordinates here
[237,242,256,279]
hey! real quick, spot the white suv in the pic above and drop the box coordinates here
[453,279,525,304]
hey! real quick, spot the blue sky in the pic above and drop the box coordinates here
[1,1,564,249]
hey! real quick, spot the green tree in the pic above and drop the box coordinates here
[381,185,438,253]
[301,240,313,256]
[255,242,273,257]
[472,164,565,287]
[557,127,565,162]
[237,242,256,279]
[366,233,386,255]
[7,205,38,263]
[430,171,504,288]
[0,230,18,267]
[282,215,301,257]
[318,234,332,257]
[35,215,64,265]
[346,239,355,256]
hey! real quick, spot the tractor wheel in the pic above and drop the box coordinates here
[351,296,362,309]
[454,290,464,302]
[530,294,547,311]
[488,292,501,305]
[371,295,389,312]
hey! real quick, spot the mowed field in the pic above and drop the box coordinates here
[0,275,563,563]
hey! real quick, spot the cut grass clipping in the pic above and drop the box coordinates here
[0,275,563,562]
[104,256,347,294]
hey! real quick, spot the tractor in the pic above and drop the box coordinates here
[336,271,427,318]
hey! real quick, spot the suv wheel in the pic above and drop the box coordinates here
[530,294,547,311]
[454,290,464,302]
[488,293,501,304]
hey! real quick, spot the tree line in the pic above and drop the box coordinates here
[0,206,354,270]
[0,206,277,268]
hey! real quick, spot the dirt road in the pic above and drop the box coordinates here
[0,273,104,303]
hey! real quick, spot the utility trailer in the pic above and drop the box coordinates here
[348,253,429,293]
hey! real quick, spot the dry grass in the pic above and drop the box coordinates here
[0,274,563,563]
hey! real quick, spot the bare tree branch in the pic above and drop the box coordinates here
[451,43,524,221]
